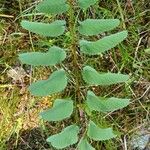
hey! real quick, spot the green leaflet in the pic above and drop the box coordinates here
[79,19,120,36]
[145,48,150,54]
[40,99,73,121]
[87,121,117,141]
[82,66,129,86]
[36,0,69,15]
[87,91,130,113]
[19,46,66,66]
[21,20,66,37]
[78,138,95,150]
[29,69,67,96]
[79,31,128,55]
[78,0,98,10]
[47,125,79,149]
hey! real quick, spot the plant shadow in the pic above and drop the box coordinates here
[6,127,50,150]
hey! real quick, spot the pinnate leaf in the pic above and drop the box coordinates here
[47,125,79,149]
[36,0,69,15]
[82,66,129,86]
[21,20,66,37]
[40,99,73,121]
[78,0,98,10]
[87,91,130,112]
[78,138,95,150]
[79,19,120,36]
[29,69,67,96]
[79,31,128,55]
[87,121,117,141]
[19,46,66,66]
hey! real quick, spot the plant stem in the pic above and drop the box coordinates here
[68,0,81,122]
[68,1,78,62]
[116,0,126,29]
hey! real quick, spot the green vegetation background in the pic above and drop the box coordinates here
[0,0,149,149]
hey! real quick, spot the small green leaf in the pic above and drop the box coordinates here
[79,19,120,36]
[145,48,150,54]
[19,46,66,66]
[78,138,95,150]
[21,20,66,37]
[29,69,67,96]
[87,121,117,141]
[87,91,130,112]
[47,125,79,149]
[79,31,128,55]
[40,99,73,121]
[37,0,69,15]
[82,66,129,86]
[78,0,98,10]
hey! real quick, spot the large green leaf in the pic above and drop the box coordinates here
[21,20,66,37]
[78,138,95,150]
[29,69,67,96]
[79,31,128,55]
[79,19,120,36]
[87,91,130,113]
[82,66,129,86]
[78,0,98,10]
[87,121,117,141]
[19,46,66,66]
[40,99,73,121]
[36,0,69,15]
[47,125,79,149]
